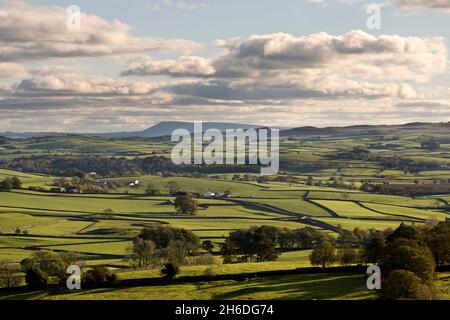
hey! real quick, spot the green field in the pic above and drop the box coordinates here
[43,273,374,300]
[2,128,450,300]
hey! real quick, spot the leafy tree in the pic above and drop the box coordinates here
[174,195,198,215]
[137,226,199,252]
[161,263,179,279]
[21,251,79,288]
[379,270,436,300]
[421,140,440,151]
[386,223,422,243]
[337,244,357,267]
[425,222,450,265]
[295,227,329,249]
[379,238,435,281]
[201,240,214,253]
[166,240,190,265]
[166,181,181,195]
[309,241,336,269]
[145,184,162,196]
[0,261,21,288]
[83,266,117,287]
[366,237,386,263]
[221,226,279,263]
[306,176,314,186]
[102,208,114,219]
[129,239,157,268]
[9,177,22,189]
[0,180,12,192]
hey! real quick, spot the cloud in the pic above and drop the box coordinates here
[393,0,450,11]
[0,63,28,79]
[121,30,446,101]
[123,31,447,81]
[0,2,203,63]
[308,0,450,12]
[13,72,160,97]
[121,56,215,77]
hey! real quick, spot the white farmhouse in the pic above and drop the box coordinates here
[204,191,215,198]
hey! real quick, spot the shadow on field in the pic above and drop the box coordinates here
[211,273,370,300]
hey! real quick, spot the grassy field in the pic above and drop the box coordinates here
[42,273,374,300]
[1,171,447,263]
[2,129,450,299]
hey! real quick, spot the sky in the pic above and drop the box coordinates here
[1,0,450,132]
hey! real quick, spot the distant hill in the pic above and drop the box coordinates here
[95,121,270,139]
[280,122,450,138]
[2,121,449,139]
[0,121,281,139]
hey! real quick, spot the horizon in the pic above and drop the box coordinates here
[1,120,448,135]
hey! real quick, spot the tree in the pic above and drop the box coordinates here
[421,140,440,151]
[366,237,386,263]
[306,176,314,186]
[309,241,336,268]
[102,208,114,219]
[83,266,117,287]
[221,226,280,263]
[295,227,328,249]
[386,223,422,243]
[166,240,190,266]
[0,180,12,192]
[174,195,198,215]
[337,244,357,267]
[425,222,450,265]
[379,270,436,300]
[161,263,179,279]
[21,251,79,288]
[138,226,199,252]
[379,238,435,281]
[145,184,162,196]
[0,261,21,288]
[251,228,279,262]
[201,240,214,253]
[129,239,157,268]
[166,181,180,195]
[9,177,22,189]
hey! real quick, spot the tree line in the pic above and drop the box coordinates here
[308,222,450,299]
[221,225,332,263]
[1,155,260,177]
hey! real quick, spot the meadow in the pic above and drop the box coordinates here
[1,128,450,300]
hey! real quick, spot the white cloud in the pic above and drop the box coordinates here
[0,2,203,63]
[121,30,446,101]
[394,0,450,11]
[121,56,215,77]
[0,63,28,79]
